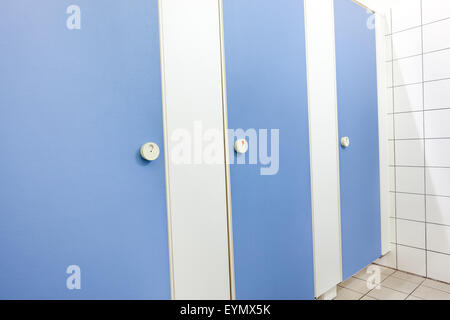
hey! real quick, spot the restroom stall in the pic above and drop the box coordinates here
[0,0,385,300]
[0,1,171,299]
[334,0,382,280]
[222,0,315,300]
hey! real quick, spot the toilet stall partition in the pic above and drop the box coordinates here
[0,1,170,299]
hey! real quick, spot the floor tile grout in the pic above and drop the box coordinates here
[336,264,450,300]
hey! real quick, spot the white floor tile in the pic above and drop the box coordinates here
[353,264,395,282]
[340,277,371,294]
[381,276,419,294]
[412,285,450,300]
[360,296,377,300]
[422,279,450,294]
[406,295,423,300]
[335,287,363,300]
[390,270,425,284]
[367,286,408,300]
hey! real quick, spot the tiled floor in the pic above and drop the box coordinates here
[335,263,450,300]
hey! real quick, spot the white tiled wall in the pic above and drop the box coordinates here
[380,0,450,284]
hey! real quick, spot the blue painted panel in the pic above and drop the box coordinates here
[334,0,381,280]
[223,0,314,300]
[0,1,170,299]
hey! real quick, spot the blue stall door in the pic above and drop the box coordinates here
[223,0,315,300]
[0,1,170,299]
[334,0,381,280]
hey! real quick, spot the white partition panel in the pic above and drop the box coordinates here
[159,0,231,300]
[304,0,343,297]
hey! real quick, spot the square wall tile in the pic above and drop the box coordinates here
[396,193,425,222]
[425,139,450,166]
[427,223,450,255]
[424,50,450,81]
[426,168,450,197]
[394,83,423,113]
[427,251,450,283]
[397,219,425,249]
[423,18,450,53]
[422,0,450,24]
[391,0,422,33]
[392,28,422,59]
[427,195,450,225]
[397,245,426,276]
[424,79,450,109]
[424,109,450,138]
[394,112,423,139]
[396,167,425,194]
[393,55,423,86]
[395,139,424,166]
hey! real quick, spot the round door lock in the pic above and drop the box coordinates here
[234,139,249,154]
[140,142,160,161]
[341,137,350,148]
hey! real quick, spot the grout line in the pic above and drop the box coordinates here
[420,0,428,278]
[388,107,450,115]
[388,76,450,89]
[390,165,450,169]
[389,137,450,141]
[384,16,450,37]
[389,8,399,270]
[393,217,450,228]
[394,243,450,258]
[386,46,450,63]
[390,190,450,199]
[421,281,450,294]
[405,280,426,300]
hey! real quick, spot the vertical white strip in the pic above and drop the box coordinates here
[375,13,391,255]
[159,0,231,300]
[304,0,343,297]
[158,0,175,300]
[217,0,236,300]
